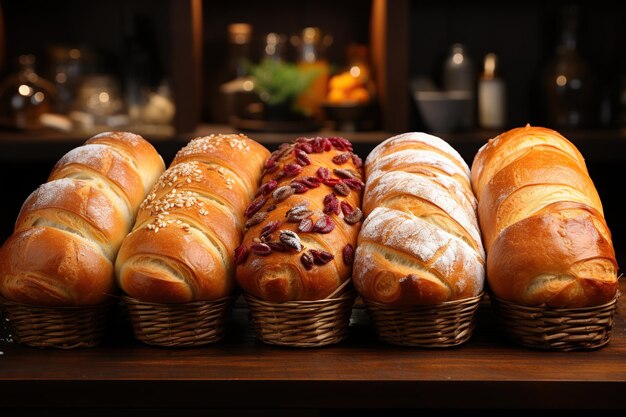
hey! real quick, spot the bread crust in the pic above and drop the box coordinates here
[471,126,618,307]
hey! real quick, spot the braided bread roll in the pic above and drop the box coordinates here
[353,132,485,306]
[471,125,618,307]
[115,134,270,303]
[0,132,165,306]
[235,137,364,302]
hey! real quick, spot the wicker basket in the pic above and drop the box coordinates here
[489,292,620,351]
[244,279,356,347]
[363,293,484,347]
[122,295,236,347]
[0,297,113,349]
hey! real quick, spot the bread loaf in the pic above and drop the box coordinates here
[353,132,485,306]
[235,136,363,302]
[471,125,618,307]
[0,131,165,306]
[115,134,270,303]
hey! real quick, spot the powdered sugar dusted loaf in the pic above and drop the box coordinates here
[353,132,485,306]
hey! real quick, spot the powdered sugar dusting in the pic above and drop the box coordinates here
[360,207,483,285]
[365,171,482,249]
[56,144,111,167]
[90,131,143,147]
[368,149,469,181]
[366,132,469,176]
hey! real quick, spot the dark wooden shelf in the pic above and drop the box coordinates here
[1,281,625,412]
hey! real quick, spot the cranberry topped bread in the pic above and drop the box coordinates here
[235,136,364,302]
[471,125,618,307]
[353,132,485,306]
[0,132,165,306]
[115,134,270,303]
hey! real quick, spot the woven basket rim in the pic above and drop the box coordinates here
[489,290,621,313]
[1,295,115,310]
[244,278,354,306]
[363,292,485,310]
[121,294,237,308]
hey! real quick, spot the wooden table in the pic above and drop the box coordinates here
[1,282,625,414]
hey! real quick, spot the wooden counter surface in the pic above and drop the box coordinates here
[1,281,625,412]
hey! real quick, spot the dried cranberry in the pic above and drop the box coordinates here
[316,167,330,179]
[266,242,287,252]
[340,201,354,216]
[290,182,308,194]
[343,178,364,191]
[332,152,351,165]
[322,177,341,187]
[265,157,277,169]
[296,142,314,153]
[255,180,278,197]
[283,163,303,177]
[245,196,267,218]
[234,244,248,266]
[260,220,281,236]
[313,215,335,233]
[250,243,272,256]
[323,193,340,215]
[295,149,311,166]
[342,244,355,266]
[328,137,353,151]
[296,176,321,188]
[312,137,324,153]
[309,249,334,265]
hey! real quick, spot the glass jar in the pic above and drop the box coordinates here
[0,54,55,130]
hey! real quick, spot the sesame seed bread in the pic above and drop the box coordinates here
[471,125,618,307]
[114,134,270,303]
[353,132,485,306]
[234,137,363,302]
[0,131,165,306]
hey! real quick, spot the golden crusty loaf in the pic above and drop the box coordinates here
[235,136,363,302]
[353,132,485,306]
[471,125,618,307]
[0,131,165,306]
[115,134,270,303]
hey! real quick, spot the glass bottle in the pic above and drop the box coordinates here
[293,27,331,120]
[216,23,254,123]
[478,53,507,129]
[443,43,475,128]
[543,5,594,128]
[0,54,55,130]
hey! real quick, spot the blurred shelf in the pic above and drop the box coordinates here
[1,124,626,164]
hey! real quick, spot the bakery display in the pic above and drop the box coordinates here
[0,131,164,306]
[471,125,618,307]
[235,136,362,346]
[471,125,619,350]
[352,132,484,347]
